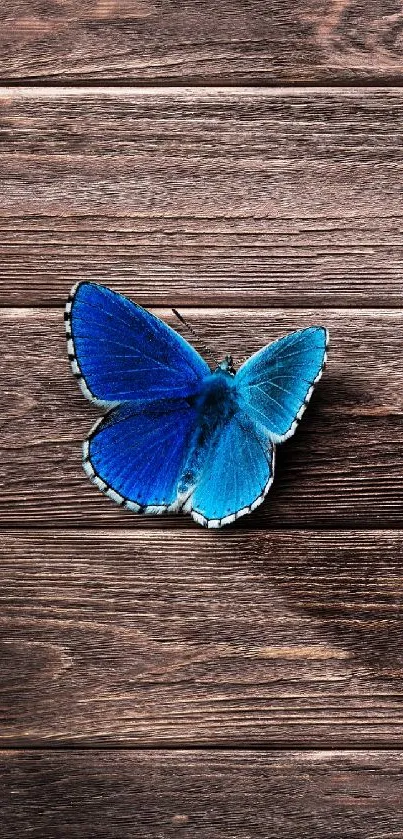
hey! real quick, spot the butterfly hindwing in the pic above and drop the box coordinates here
[190,412,275,528]
[236,327,328,442]
[84,400,198,513]
[65,282,210,407]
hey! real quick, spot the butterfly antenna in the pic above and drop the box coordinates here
[172,309,219,368]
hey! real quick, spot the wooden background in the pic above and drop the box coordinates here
[1,1,403,836]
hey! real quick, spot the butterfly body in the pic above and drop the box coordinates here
[66,282,328,528]
[178,364,239,499]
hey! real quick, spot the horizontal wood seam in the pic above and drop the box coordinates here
[2,304,403,312]
[1,524,403,533]
[2,305,403,315]
[1,81,403,90]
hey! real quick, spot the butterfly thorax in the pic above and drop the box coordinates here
[178,369,239,496]
[195,368,238,420]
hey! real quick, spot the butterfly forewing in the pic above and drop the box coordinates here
[235,327,328,443]
[65,282,210,407]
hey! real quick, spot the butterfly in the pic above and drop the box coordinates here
[65,282,328,528]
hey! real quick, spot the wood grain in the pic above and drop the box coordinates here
[0,87,402,307]
[2,750,403,838]
[1,1,403,84]
[2,2,402,825]
[1,529,403,746]
[1,307,402,528]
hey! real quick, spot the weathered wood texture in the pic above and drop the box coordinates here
[1,530,403,746]
[1,307,402,528]
[1,1,403,84]
[2,4,402,833]
[0,87,402,307]
[2,750,403,838]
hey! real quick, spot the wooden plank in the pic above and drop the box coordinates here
[2,750,403,839]
[0,87,402,307]
[1,530,403,746]
[1,307,402,528]
[1,2,403,84]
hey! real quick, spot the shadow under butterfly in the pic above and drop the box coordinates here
[65,283,328,528]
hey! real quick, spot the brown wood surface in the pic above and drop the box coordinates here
[1,1,403,85]
[0,87,402,307]
[1,307,402,528]
[1,529,403,746]
[2,4,403,831]
[2,749,403,838]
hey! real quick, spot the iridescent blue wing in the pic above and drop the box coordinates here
[83,401,198,513]
[236,327,328,442]
[65,282,210,407]
[190,412,275,528]
[65,282,210,513]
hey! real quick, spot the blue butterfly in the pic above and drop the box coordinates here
[65,283,328,528]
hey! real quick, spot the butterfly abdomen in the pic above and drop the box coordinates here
[178,370,239,495]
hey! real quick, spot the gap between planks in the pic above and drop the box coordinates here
[1,305,403,312]
[3,82,403,90]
